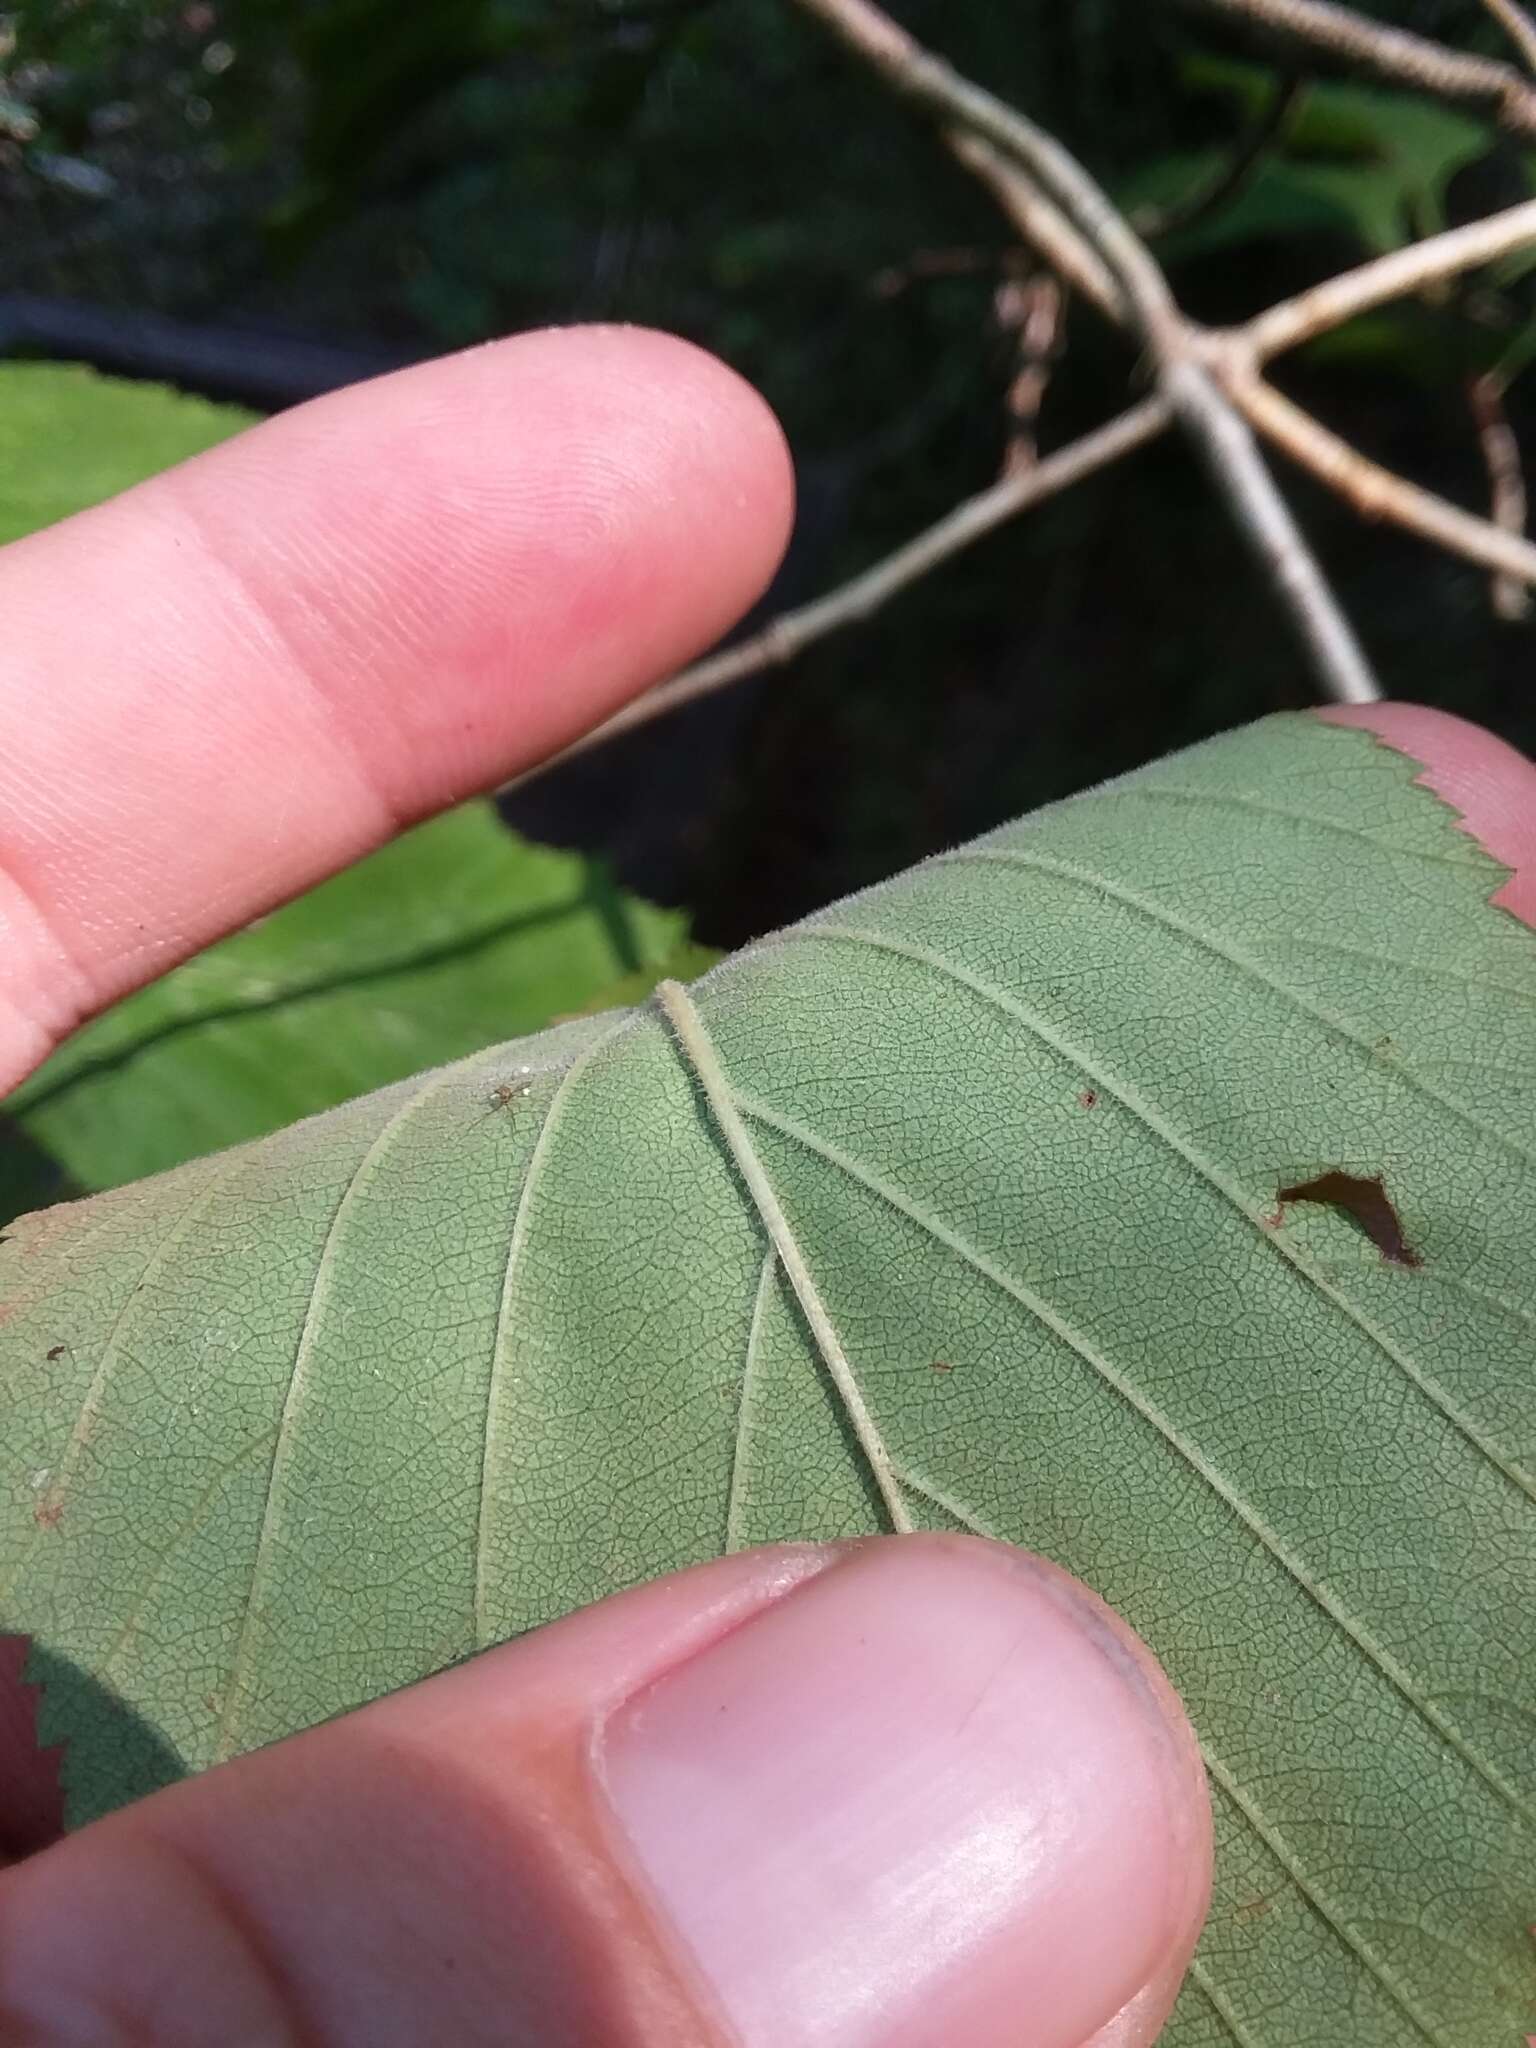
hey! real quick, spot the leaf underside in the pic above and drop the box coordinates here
[2,715,1534,2046]
[3,800,689,1215]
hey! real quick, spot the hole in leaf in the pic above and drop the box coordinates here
[1274,1170,1421,1269]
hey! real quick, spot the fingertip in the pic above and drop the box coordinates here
[0,325,795,1076]
[157,321,797,800]
[1318,703,1536,927]
[601,1534,1212,2048]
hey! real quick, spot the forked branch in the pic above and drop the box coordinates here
[518,0,1536,782]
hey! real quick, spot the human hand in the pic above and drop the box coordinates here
[1,327,1531,2046]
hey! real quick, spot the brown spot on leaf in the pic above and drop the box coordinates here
[32,1502,61,1531]
[1078,1090,1098,1109]
[929,1360,955,1374]
[1274,1170,1421,1268]
[1234,1894,1273,1925]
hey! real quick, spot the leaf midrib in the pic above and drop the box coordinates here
[698,1064,1472,2042]
[732,1084,1534,1828]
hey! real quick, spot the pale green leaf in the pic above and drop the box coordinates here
[1173,58,1494,253]
[3,715,1535,2045]
[0,363,253,546]
[3,802,689,1210]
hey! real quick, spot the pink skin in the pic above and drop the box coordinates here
[1318,702,1536,924]
[0,330,1534,2044]
[0,1539,1213,2048]
[0,326,794,1088]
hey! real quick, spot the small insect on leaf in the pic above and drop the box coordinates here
[44,1345,64,1362]
[475,1070,535,1127]
[1274,1170,1421,1269]
[929,1359,956,1374]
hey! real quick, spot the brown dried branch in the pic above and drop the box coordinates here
[1245,197,1536,360]
[962,116,1536,618]
[994,267,1064,476]
[514,399,1173,783]
[1228,368,1536,589]
[945,132,1124,322]
[796,0,1180,342]
[1136,71,1304,238]
[1479,0,1536,77]
[1467,371,1532,619]
[1176,0,1536,137]
[796,0,1381,705]
[517,0,1536,786]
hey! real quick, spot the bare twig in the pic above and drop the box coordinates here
[1172,368,1382,698]
[797,0,1380,703]
[869,246,999,297]
[995,267,1063,475]
[514,399,1173,782]
[962,122,1536,618]
[797,0,1179,341]
[1229,369,1536,588]
[1479,0,1536,76]
[945,132,1125,322]
[515,0,1536,787]
[1165,360,1379,699]
[1176,0,1536,137]
[1245,197,1536,360]
[1136,72,1303,238]
[1467,370,1532,618]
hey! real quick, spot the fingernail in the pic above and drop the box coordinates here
[600,1535,1199,2048]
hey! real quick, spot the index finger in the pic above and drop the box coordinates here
[0,327,793,1092]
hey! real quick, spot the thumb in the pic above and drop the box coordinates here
[0,1535,1210,2048]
